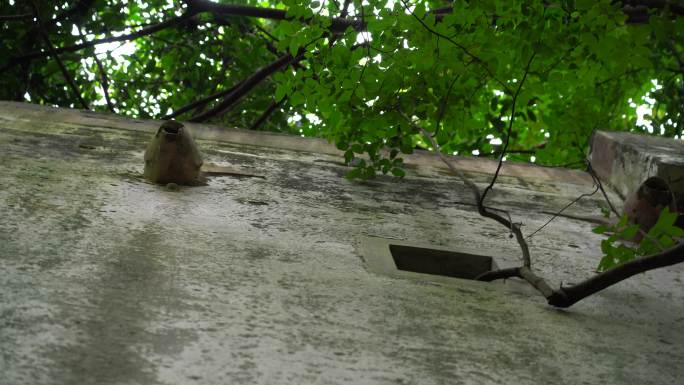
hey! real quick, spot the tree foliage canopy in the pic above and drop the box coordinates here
[2,0,683,176]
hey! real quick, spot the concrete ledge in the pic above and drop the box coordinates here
[589,130,684,207]
[0,101,592,185]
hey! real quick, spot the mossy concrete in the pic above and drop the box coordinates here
[1,101,683,385]
[589,130,684,202]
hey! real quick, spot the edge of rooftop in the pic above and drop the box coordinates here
[0,101,593,185]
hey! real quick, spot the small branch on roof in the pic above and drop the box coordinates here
[548,242,684,307]
[526,174,600,239]
[477,241,684,307]
[399,109,532,269]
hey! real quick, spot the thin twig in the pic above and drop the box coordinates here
[254,24,279,42]
[400,111,531,267]
[587,161,620,217]
[480,52,536,206]
[339,0,353,19]
[30,0,89,110]
[434,74,460,138]
[78,27,115,113]
[249,97,287,130]
[0,13,32,21]
[411,120,480,202]
[398,0,511,93]
[7,12,197,64]
[351,5,370,99]
[93,53,115,113]
[527,175,599,239]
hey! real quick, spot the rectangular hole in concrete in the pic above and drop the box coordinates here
[389,244,494,280]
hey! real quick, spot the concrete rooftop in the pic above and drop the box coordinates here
[1,101,683,385]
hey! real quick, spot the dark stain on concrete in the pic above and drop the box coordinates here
[45,224,197,385]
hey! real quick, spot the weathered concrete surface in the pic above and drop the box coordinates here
[589,130,684,204]
[1,101,683,385]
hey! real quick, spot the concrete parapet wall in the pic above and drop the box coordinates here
[1,102,683,385]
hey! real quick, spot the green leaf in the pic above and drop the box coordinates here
[274,84,288,102]
[575,0,594,11]
[617,214,629,227]
[345,168,361,180]
[597,255,614,272]
[351,144,363,154]
[344,149,354,164]
[666,225,684,237]
[289,39,300,56]
[619,224,639,240]
[490,97,498,111]
[390,168,405,177]
[651,207,678,232]
[290,91,305,106]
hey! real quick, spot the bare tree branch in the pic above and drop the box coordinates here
[92,53,115,113]
[549,241,684,307]
[587,161,621,217]
[526,169,600,239]
[475,267,520,282]
[77,27,115,113]
[619,0,684,18]
[186,0,363,32]
[480,52,537,206]
[429,1,683,24]
[189,52,298,122]
[7,11,198,64]
[399,110,532,268]
[0,13,32,21]
[477,240,684,308]
[398,44,545,285]
[163,81,242,120]
[30,0,89,110]
[53,0,96,23]
[249,97,287,131]
[398,0,511,93]
[519,266,556,297]
[434,74,460,138]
